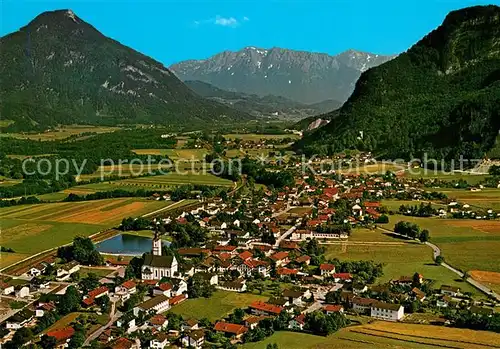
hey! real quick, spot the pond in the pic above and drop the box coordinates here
[95,234,170,256]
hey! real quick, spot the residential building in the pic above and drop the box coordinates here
[370,301,405,321]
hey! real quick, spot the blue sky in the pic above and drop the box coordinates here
[1,0,498,66]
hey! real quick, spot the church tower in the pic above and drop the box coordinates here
[152,230,162,256]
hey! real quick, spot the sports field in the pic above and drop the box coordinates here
[380,214,500,274]
[0,198,174,262]
[169,291,267,321]
[324,236,480,296]
[242,321,500,349]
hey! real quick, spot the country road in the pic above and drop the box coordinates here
[377,227,500,301]
[84,301,121,346]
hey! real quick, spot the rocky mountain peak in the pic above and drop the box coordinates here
[170,47,395,103]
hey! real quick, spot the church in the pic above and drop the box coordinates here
[141,233,178,280]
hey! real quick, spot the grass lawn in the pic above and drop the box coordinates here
[380,214,500,273]
[324,242,481,296]
[169,291,267,322]
[79,267,116,278]
[44,312,83,333]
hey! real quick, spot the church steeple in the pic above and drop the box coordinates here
[152,228,162,256]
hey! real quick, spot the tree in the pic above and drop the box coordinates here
[39,334,57,349]
[5,327,33,349]
[68,330,85,349]
[188,273,215,298]
[435,255,444,265]
[58,286,81,315]
[79,273,100,293]
[419,229,430,242]
[376,214,389,223]
[325,290,342,304]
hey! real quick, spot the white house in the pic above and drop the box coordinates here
[181,329,205,349]
[150,333,169,349]
[133,295,170,316]
[370,301,404,321]
[0,282,14,295]
[15,286,30,298]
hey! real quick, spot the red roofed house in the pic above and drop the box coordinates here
[115,281,137,301]
[169,294,188,306]
[277,267,298,278]
[46,327,75,347]
[323,305,344,314]
[320,264,336,276]
[214,322,248,339]
[249,301,284,316]
[364,201,381,209]
[89,286,109,299]
[238,251,253,261]
[270,251,290,267]
[148,314,168,330]
[295,255,311,265]
[153,282,173,297]
[288,314,306,330]
[214,245,238,255]
[334,273,353,282]
[323,187,339,200]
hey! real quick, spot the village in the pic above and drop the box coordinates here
[1,162,499,349]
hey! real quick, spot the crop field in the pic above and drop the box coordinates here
[428,188,500,210]
[324,240,480,296]
[0,125,120,141]
[0,198,174,258]
[469,270,500,294]
[132,148,209,162]
[75,172,233,192]
[337,162,406,175]
[381,199,446,212]
[380,214,500,273]
[223,133,300,140]
[242,321,500,349]
[405,168,489,184]
[169,291,267,321]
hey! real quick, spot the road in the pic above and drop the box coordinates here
[83,301,121,346]
[274,225,297,247]
[142,199,186,218]
[377,227,500,301]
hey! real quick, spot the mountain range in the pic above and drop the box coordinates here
[0,10,249,132]
[170,47,395,104]
[185,80,342,118]
[295,5,500,161]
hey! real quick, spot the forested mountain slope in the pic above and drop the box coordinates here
[295,5,500,162]
[0,10,249,131]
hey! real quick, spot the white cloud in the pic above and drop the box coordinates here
[194,15,248,28]
[215,15,239,27]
